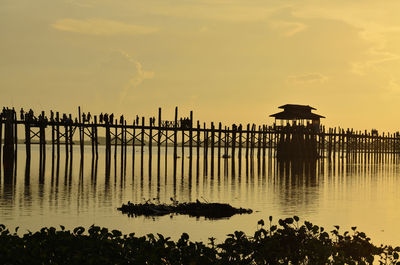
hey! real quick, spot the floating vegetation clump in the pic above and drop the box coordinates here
[0,217,399,264]
[117,200,253,219]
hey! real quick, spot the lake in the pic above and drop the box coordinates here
[1,145,399,246]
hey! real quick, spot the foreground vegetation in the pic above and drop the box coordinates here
[1,217,399,264]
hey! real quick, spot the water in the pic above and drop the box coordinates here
[1,145,400,246]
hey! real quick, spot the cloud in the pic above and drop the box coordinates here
[149,4,278,22]
[350,30,400,75]
[351,52,400,75]
[52,18,158,36]
[129,60,155,87]
[381,78,400,100]
[269,20,307,37]
[94,50,154,104]
[287,73,328,84]
[291,3,400,75]
[65,0,94,8]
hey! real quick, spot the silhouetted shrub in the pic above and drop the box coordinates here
[0,217,399,264]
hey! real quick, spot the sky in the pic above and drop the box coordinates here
[1,0,400,132]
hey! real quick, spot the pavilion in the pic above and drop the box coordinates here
[270,104,325,127]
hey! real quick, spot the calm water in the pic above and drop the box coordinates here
[1,145,400,246]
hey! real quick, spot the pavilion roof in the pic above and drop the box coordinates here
[270,104,325,120]
[278,104,316,111]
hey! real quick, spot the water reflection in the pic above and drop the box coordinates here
[3,146,398,198]
[1,146,400,245]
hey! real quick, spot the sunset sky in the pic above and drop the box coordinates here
[2,0,400,131]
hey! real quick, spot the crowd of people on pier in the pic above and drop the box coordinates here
[1,108,193,129]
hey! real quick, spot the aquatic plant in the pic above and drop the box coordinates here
[0,218,399,264]
[117,201,253,219]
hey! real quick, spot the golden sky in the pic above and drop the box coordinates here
[1,0,400,132]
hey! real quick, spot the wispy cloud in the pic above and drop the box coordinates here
[351,52,400,75]
[150,4,277,22]
[269,20,307,37]
[351,30,400,75]
[292,4,400,75]
[90,50,155,106]
[113,51,155,102]
[52,18,158,36]
[65,0,94,8]
[380,77,400,101]
[287,73,328,84]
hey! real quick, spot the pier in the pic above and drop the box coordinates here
[1,106,400,184]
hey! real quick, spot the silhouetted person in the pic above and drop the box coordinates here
[20,108,24,120]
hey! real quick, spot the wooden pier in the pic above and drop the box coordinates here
[1,107,400,183]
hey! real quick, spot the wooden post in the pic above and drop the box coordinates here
[24,115,31,166]
[40,118,46,181]
[105,120,111,177]
[121,117,125,179]
[257,126,261,173]
[132,121,136,178]
[114,121,118,177]
[141,117,145,178]
[164,124,168,179]
[262,125,266,176]
[232,125,237,176]
[149,117,153,178]
[346,129,349,159]
[124,121,127,175]
[337,128,341,158]
[91,121,95,160]
[196,121,200,178]
[3,110,15,182]
[246,124,250,160]
[321,127,325,158]
[78,107,84,162]
[51,117,55,177]
[43,117,47,171]
[225,126,230,176]
[333,128,336,161]
[55,112,60,161]
[251,124,256,158]
[181,118,184,177]
[238,124,243,176]
[210,122,215,178]
[13,111,18,179]
[341,129,345,159]
[189,111,193,180]
[203,122,208,176]
[217,122,222,177]
[23,114,29,182]
[157,108,162,180]
[256,126,261,161]
[173,107,178,179]
[65,119,69,159]
[94,116,98,159]
[68,116,73,170]
[364,130,367,162]
[245,124,250,177]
